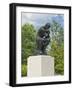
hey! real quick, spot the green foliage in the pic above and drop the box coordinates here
[51,20,64,45]
[21,23,36,64]
[49,21,64,75]
[49,41,64,75]
[21,64,27,76]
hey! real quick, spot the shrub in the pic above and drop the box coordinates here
[21,64,27,76]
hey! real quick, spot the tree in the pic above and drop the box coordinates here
[51,20,64,45]
[49,41,64,75]
[48,20,64,75]
[21,23,36,64]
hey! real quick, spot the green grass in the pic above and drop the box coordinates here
[21,64,27,77]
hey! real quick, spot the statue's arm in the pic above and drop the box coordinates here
[38,27,44,36]
[36,36,44,41]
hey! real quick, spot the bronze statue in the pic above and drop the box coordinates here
[36,23,50,55]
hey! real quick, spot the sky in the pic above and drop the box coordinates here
[21,12,64,30]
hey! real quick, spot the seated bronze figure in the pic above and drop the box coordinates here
[36,23,50,55]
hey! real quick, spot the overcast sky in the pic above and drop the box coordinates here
[21,12,64,29]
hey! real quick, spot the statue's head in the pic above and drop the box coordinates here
[45,23,50,29]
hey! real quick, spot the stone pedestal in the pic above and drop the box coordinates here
[27,55,54,77]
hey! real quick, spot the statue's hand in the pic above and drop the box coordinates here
[43,37,50,41]
[37,36,45,41]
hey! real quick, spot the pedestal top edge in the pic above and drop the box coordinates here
[28,55,54,59]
